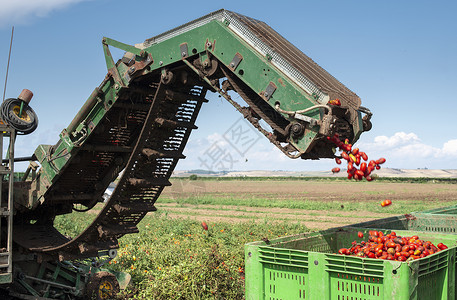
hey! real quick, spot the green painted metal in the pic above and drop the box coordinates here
[23,9,369,210]
[0,273,12,284]
[17,277,41,297]
[77,263,131,290]
[103,37,147,58]
[245,227,456,299]
[141,19,323,151]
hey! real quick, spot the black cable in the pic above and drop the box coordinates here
[0,98,38,135]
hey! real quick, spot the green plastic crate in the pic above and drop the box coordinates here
[349,206,457,234]
[414,205,457,234]
[348,207,457,297]
[418,205,457,215]
[245,227,456,300]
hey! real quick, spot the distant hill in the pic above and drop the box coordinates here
[173,169,457,178]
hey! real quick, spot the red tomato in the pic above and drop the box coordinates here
[375,244,383,252]
[376,157,386,164]
[361,152,368,161]
[332,167,341,174]
[338,248,349,255]
[355,170,364,178]
[360,162,367,173]
[381,199,392,207]
[437,243,448,250]
[335,157,342,164]
[387,241,396,248]
[329,99,341,106]
[201,221,208,230]
[358,232,364,238]
[352,148,359,155]
[341,152,349,161]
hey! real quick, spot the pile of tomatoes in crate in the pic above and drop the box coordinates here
[338,230,448,261]
[327,133,386,181]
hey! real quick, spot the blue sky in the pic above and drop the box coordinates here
[0,0,456,172]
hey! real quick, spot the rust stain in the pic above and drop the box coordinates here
[278,78,286,87]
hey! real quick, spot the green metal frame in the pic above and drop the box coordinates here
[32,17,365,205]
[0,125,15,284]
[12,258,130,299]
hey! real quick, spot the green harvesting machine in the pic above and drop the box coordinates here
[0,9,371,299]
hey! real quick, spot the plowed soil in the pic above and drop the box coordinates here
[156,179,457,230]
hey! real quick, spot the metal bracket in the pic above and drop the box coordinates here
[294,113,318,127]
[102,38,126,87]
[102,37,153,83]
[102,37,147,58]
[229,52,243,71]
[262,82,277,101]
[124,53,153,82]
[180,43,188,58]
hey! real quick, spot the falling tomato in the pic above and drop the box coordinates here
[381,199,392,207]
[201,221,208,230]
[376,158,386,164]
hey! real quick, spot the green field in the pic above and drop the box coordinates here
[55,177,457,299]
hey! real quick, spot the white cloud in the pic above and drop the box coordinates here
[179,131,457,171]
[0,0,88,27]
[373,132,421,148]
[206,132,228,147]
[357,132,457,169]
[442,139,457,156]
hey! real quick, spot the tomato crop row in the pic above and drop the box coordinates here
[338,231,448,261]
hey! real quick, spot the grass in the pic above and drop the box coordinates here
[173,176,457,184]
[158,194,451,214]
[55,212,309,299]
[53,178,457,299]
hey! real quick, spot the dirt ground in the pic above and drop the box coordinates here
[162,180,457,202]
[156,203,398,230]
[155,180,457,230]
